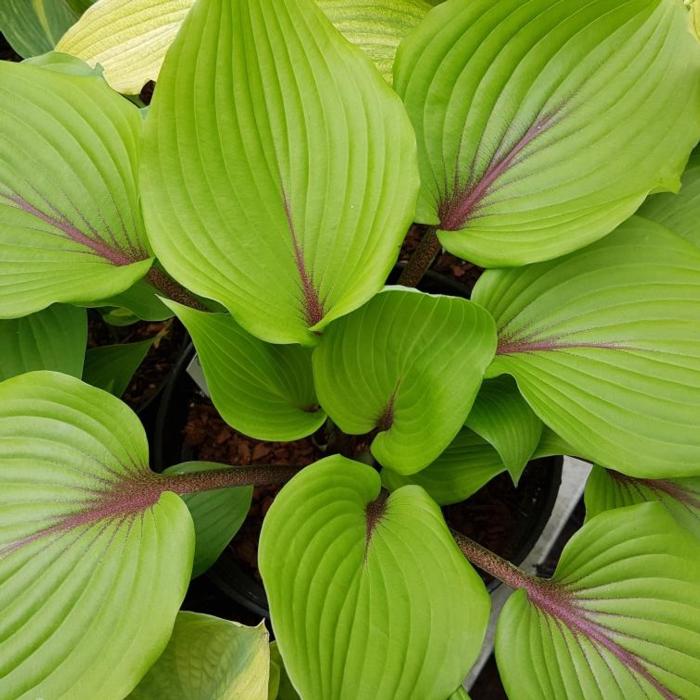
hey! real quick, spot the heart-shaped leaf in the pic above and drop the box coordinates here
[0,0,80,57]
[394,0,700,266]
[585,466,700,541]
[0,371,194,699]
[0,61,154,318]
[259,456,490,700]
[316,0,430,82]
[163,461,252,578]
[83,337,154,396]
[141,0,419,345]
[57,0,196,93]
[472,218,700,477]
[0,304,86,381]
[465,376,542,483]
[382,427,505,505]
[496,503,700,699]
[165,300,326,441]
[638,148,700,250]
[129,612,269,699]
[312,288,496,474]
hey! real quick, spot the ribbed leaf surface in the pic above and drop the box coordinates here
[496,503,700,699]
[317,0,430,82]
[141,0,418,345]
[585,466,700,540]
[312,288,496,474]
[382,428,505,505]
[163,461,252,578]
[394,0,700,266]
[129,613,269,699]
[472,218,700,477]
[0,61,153,318]
[57,0,195,93]
[0,0,79,57]
[166,301,325,441]
[465,376,542,483]
[259,456,490,700]
[0,371,194,699]
[0,305,86,381]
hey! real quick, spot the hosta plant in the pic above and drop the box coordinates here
[1,0,700,698]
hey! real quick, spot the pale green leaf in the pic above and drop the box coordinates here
[129,613,269,700]
[164,300,326,441]
[0,371,194,699]
[163,461,252,578]
[0,304,86,381]
[531,427,578,460]
[382,427,505,505]
[0,0,79,57]
[0,61,154,318]
[57,0,196,93]
[394,0,700,266]
[141,0,419,345]
[465,376,542,483]
[472,218,700,477]
[83,337,154,396]
[637,149,700,249]
[24,50,102,75]
[259,456,490,700]
[313,288,496,474]
[316,0,431,82]
[585,466,700,540]
[496,503,700,699]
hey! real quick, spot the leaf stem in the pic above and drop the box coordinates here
[453,531,537,590]
[158,464,299,494]
[397,225,441,287]
[146,266,207,310]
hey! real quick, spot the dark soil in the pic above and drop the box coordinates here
[87,312,186,412]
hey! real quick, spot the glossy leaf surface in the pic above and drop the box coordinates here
[260,456,490,700]
[142,0,418,344]
[166,301,325,441]
[496,503,700,699]
[0,304,86,381]
[394,0,700,266]
[585,466,700,540]
[0,61,153,317]
[129,613,268,700]
[473,218,700,477]
[57,0,196,93]
[0,371,194,699]
[313,288,496,474]
[83,338,154,396]
[163,461,252,578]
[382,428,505,505]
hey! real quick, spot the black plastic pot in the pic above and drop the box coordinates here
[153,269,563,615]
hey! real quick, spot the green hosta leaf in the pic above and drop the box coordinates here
[465,376,542,483]
[496,503,700,699]
[0,371,194,699]
[83,337,154,396]
[142,0,419,345]
[585,466,700,540]
[532,427,577,460]
[94,276,175,322]
[316,0,431,82]
[472,218,700,477]
[24,50,102,76]
[0,61,154,318]
[129,613,269,699]
[448,690,469,700]
[0,0,79,57]
[0,304,86,381]
[313,288,496,474]
[163,461,252,578]
[57,0,196,93]
[269,643,301,700]
[394,0,700,266]
[259,456,490,700]
[382,427,505,505]
[165,300,325,441]
[638,149,700,249]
